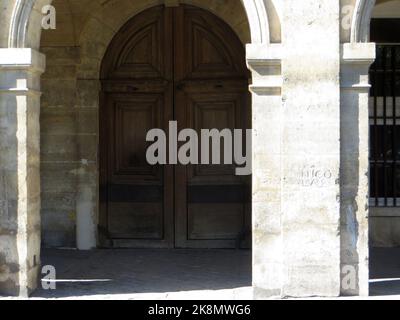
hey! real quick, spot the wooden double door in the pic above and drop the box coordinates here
[99,5,251,248]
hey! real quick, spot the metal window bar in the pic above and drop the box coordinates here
[369,44,400,207]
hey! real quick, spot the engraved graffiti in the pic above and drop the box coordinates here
[286,165,334,188]
[300,165,333,187]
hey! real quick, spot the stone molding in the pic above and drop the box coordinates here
[9,0,36,48]
[246,44,282,95]
[0,48,45,72]
[0,48,45,96]
[351,0,376,43]
[340,42,376,91]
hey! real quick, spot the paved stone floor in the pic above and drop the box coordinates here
[33,249,253,300]
[1,247,400,299]
[369,247,400,297]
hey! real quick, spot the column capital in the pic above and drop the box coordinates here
[246,44,282,95]
[0,49,46,95]
[340,43,376,91]
[0,48,46,73]
[341,42,376,65]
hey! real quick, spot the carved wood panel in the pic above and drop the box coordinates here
[100,5,250,248]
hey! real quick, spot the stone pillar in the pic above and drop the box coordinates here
[247,43,283,298]
[340,42,375,296]
[280,0,342,297]
[75,78,99,251]
[0,48,45,296]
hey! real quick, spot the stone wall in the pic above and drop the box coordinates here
[40,47,80,247]
[40,44,100,249]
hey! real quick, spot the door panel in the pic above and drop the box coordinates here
[100,5,251,248]
[106,94,165,240]
[100,6,174,248]
[101,6,172,79]
[174,5,248,81]
[112,95,162,178]
[175,87,250,248]
[188,204,244,240]
[174,6,250,248]
[103,92,174,247]
[189,91,245,181]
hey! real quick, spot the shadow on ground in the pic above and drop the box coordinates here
[30,247,400,298]
[369,247,400,296]
[33,249,252,299]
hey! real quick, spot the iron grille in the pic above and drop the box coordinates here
[369,45,400,207]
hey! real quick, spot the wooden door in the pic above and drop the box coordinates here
[99,6,174,248]
[174,6,251,248]
[100,5,251,248]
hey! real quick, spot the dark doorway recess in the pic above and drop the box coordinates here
[99,5,251,249]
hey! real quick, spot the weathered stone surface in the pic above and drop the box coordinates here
[0,0,384,298]
[340,42,375,297]
[0,48,45,296]
[279,0,341,298]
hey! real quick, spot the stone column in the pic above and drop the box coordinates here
[247,43,283,298]
[0,48,45,296]
[340,42,375,296]
[280,0,342,297]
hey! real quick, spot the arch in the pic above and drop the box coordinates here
[350,0,376,43]
[1,0,284,296]
[100,4,249,79]
[76,0,253,79]
[7,0,280,49]
[241,0,270,43]
[8,0,34,48]
[9,0,52,48]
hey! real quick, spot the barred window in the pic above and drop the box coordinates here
[369,45,400,207]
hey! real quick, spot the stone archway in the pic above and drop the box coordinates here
[1,0,370,300]
[7,0,281,49]
[349,1,399,44]
[351,0,377,43]
[0,0,283,297]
